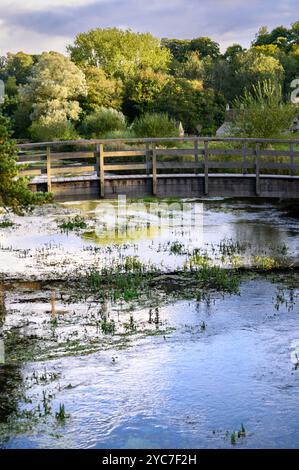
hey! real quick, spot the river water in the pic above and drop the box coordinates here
[0,198,299,448]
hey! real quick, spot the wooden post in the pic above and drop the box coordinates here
[152,144,157,196]
[146,143,150,176]
[194,139,199,175]
[242,143,247,175]
[204,140,209,195]
[46,146,52,192]
[95,143,100,177]
[99,143,105,198]
[255,143,261,196]
[290,143,294,177]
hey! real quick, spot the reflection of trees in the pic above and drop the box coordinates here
[233,222,283,253]
[0,286,23,445]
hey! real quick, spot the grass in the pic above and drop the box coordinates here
[55,404,68,422]
[0,219,14,228]
[58,216,87,231]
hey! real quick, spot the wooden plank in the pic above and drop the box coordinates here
[103,150,146,157]
[157,162,203,170]
[95,144,100,177]
[208,161,253,169]
[46,146,52,192]
[20,169,42,176]
[100,143,105,198]
[204,141,209,195]
[255,143,260,195]
[51,165,96,175]
[242,144,247,174]
[259,149,299,157]
[51,152,95,160]
[146,143,150,176]
[194,139,199,175]
[104,164,147,171]
[290,143,294,176]
[18,155,47,163]
[155,148,199,156]
[152,145,157,196]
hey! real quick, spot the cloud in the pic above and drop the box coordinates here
[0,0,298,55]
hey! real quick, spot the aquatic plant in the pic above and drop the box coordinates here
[55,404,68,422]
[58,216,87,231]
[0,219,14,228]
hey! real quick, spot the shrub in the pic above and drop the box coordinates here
[80,107,127,138]
[30,119,79,142]
[132,112,179,138]
[232,80,297,139]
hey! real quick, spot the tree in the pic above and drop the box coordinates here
[68,28,171,79]
[236,49,284,92]
[174,52,204,81]
[19,52,87,141]
[2,52,36,85]
[161,38,190,62]
[152,77,223,135]
[189,37,220,59]
[122,69,169,120]
[0,114,51,213]
[80,66,123,113]
[232,80,297,138]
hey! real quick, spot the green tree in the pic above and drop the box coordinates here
[0,114,51,213]
[123,69,169,120]
[232,80,297,138]
[152,77,222,134]
[2,52,36,85]
[68,28,171,79]
[189,37,220,59]
[19,52,87,141]
[80,66,123,112]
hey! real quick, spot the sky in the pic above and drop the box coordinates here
[0,0,297,55]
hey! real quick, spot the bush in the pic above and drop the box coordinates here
[30,119,79,142]
[132,112,179,138]
[232,80,297,139]
[80,107,127,138]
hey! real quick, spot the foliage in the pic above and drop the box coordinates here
[0,114,51,213]
[68,28,171,78]
[152,78,224,134]
[132,112,179,138]
[123,69,169,120]
[29,119,79,142]
[80,66,123,112]
[19,52,87,141]
[232,80,297,138]
[58,216,87,231]
[80,107,127,138]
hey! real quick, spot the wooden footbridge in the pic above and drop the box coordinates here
[17,137,299,199]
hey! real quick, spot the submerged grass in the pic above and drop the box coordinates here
[58,216,87,231]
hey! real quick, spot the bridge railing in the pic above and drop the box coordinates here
[17,137,299,196]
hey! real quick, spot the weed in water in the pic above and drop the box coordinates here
[55,403,68,422]
[58,216,87,231]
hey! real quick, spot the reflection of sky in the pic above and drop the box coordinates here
[0,200,298,277]
[6,279,299,448]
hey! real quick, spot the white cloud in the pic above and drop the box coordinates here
[0,23,70,55]
[3,0,96,10]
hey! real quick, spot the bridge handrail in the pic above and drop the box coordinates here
[16,136,299,197]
